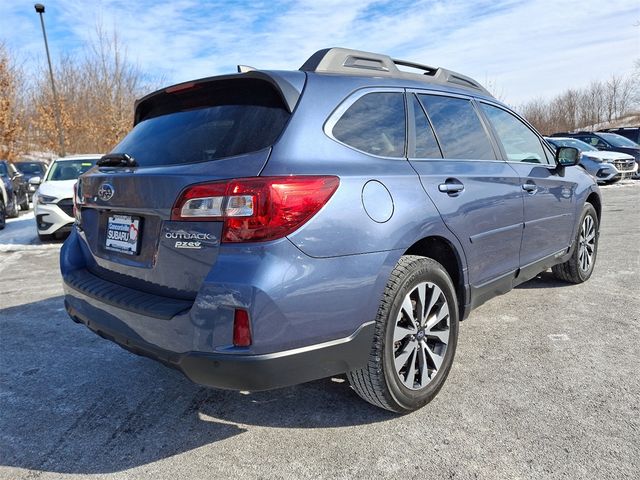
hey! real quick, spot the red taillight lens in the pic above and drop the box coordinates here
[171,176,340,242]
[233,309,252,347]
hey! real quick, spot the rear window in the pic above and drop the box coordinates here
[113,79,290,166]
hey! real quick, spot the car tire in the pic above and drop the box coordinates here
[37,232,54,242]
[552,203,599,284]
[0,198,6,229]
[7,193,19,218]
[347,255,459,413]
[19,190,29,211]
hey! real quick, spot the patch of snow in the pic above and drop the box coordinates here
[0,209,62,252]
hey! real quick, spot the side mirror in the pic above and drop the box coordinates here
[556,146,580,167]
[29,176,42,185]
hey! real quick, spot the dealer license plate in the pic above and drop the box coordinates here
[105,214,141,255]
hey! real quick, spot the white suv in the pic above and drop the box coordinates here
[34,155,100,240]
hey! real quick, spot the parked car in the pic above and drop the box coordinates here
[16,161,48,201]
[551,131,640,163]
[61,48,601,413]
[0,160,29,218]
[598,127,640,145]
[545,137,637,183]
[34,155,100,240]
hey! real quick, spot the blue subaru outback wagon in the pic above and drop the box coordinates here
[61,48,601,412]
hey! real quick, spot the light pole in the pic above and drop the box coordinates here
[34,3,65,156]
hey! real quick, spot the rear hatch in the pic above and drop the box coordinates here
[76,72,305,299]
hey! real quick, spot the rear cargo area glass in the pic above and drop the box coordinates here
[113,79,290,166]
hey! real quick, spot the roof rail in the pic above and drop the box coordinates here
[299,47,492,97]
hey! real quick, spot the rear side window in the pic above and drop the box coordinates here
[481,104,549,164]
[332,92,406,157]
[412,95,442,158]
[113,79,290,166]
[418,95,495,160]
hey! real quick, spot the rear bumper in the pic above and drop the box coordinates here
[60,227,391,390]
[64,299,374,391]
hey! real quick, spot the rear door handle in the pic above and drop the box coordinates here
[438,180,464,194]
[522,183,538,193]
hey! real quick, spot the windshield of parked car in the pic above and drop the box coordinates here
[16,162,45,175]
[548,138,598,152]
[598,132,640,148]
[45,160,97,181]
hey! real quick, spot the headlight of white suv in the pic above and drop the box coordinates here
[37,194,57,204]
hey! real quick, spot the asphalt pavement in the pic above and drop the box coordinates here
[0,181,638,479]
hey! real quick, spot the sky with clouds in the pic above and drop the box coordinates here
[2,0,639,105]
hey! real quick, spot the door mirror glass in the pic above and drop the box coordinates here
[556,146,580,166]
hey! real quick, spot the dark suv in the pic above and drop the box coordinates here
[61,48,601,412]
[0,160,29,218]
[15,161,47,200]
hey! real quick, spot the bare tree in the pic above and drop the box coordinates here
[30,26,150,154]
[0,42,25,160]
[517,66,640,133]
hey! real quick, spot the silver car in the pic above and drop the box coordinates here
[545,137,637,183]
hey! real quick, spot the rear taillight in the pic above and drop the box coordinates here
[171,176,339,242]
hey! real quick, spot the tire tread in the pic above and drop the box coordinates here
[347,255,447,412]
[551,203,598,284]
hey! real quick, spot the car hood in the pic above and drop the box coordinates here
[581,151,635,162]
[37,180,77,199]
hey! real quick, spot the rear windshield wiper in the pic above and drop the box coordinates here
[97,153,138,167]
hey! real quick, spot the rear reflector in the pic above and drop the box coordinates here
[233,309,252,347]
[171,176,340,242]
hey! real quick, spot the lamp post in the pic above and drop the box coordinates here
[34,3,65,156]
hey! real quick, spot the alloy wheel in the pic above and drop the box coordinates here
[578,214,596,272]
[393,282,451,390]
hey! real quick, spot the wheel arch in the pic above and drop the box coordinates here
[586,191,601,222]
[403,235,469,321]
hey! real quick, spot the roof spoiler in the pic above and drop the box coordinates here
[133,70,305,124]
